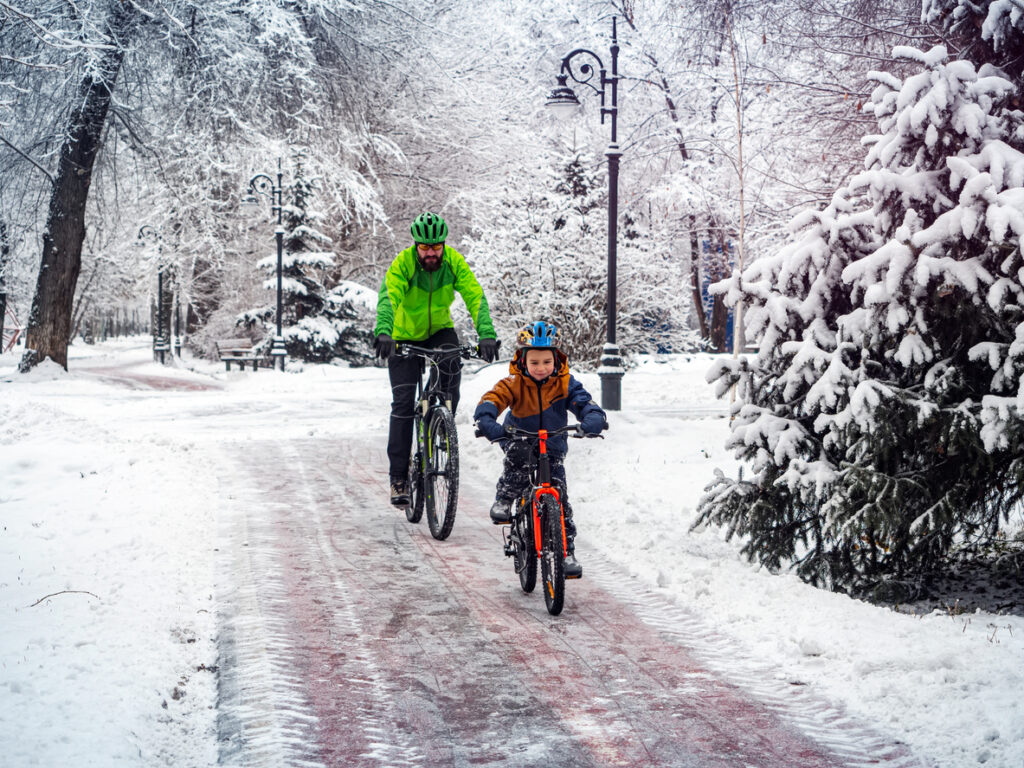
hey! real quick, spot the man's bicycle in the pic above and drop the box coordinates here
[480,424,596,616]
[396,343,485,540]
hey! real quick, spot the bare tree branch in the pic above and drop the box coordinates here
[0,133,55,185]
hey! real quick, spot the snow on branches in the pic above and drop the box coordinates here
[697,40,1024,592]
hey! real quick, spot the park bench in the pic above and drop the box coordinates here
[216,338,263,371]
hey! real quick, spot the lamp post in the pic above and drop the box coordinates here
[174,297,182,358]
[138,225,169,365]
[546,16,624,410]
[245,159,287,371]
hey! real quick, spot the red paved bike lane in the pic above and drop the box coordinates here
[216,436,922,768]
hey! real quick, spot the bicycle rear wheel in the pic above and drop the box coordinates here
[512,496,536,593]
[407,448,425,523]
[424,406,459,540]
[406,414,426,523]
[539,496,565,615]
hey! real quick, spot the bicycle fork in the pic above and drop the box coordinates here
[532,429,568,558]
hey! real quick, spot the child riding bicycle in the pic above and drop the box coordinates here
[473,321,607,578]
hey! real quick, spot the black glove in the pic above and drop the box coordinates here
[478,337,499,363]
[374,333,395,360]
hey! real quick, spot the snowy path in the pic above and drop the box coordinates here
[212,434,917,767]
[12,347,937,767]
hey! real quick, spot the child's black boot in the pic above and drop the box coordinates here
[489,498,512,524]
[564,549,583,579]
[563,502,582,578]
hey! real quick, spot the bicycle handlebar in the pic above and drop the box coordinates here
[395,343,484,361]
[474,423,606,442]
[395,339,502,362]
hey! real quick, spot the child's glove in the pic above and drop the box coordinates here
[580,412,607,436]
[475,417,507,442]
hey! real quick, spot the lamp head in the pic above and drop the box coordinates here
[545,74,581,119]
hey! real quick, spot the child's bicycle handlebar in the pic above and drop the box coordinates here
[474,423,606,442]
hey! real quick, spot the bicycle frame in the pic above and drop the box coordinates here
[396,342,481,539]
[481,421,603,613]
[529,429,568,559]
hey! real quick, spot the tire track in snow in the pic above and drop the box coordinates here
[216,440,423,768]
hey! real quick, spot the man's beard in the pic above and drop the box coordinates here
[418,255,442,272]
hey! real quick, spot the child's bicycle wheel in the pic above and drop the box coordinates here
[407,450,425,523]
[512,497,537,593]
[424,406,459,540]
[539,496,566,616]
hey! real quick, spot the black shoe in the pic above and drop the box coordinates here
[390,478,410,507]
[564,553,583,579]
[489,499,512,524]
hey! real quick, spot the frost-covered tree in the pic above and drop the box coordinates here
[697,41,1024,592]
[3,0,401,370]
[464,144,697,364]
[237,150,376,366]
[923,0,1024,82]
[460,147,607,362]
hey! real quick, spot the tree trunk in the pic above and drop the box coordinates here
[617,10,715,342]
[689,217,709,339]
[710,291,729,352]
[20,4,132,372]
[0,220,8,347]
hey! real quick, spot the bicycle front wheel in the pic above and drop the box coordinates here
[539,496,565,616]
[424,406,459,540]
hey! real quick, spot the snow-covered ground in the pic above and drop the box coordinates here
[1,338,1022,767]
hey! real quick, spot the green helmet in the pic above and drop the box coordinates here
[410,212,448,244]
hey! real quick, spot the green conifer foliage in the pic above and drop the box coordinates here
[697,39,1024,592]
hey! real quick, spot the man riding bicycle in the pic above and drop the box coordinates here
[374,212,499,506]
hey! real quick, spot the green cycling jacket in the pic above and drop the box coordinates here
[374,245,496,341]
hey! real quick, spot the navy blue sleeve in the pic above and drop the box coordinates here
[567,376,607,434]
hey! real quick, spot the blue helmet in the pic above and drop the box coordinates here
[516,321,560,350]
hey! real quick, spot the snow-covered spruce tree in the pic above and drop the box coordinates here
[696,44,1024,592]
[923,0,1024,83]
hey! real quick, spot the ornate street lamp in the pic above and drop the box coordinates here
[174,297,182,358]
[138,225,169,365]
[245,159,288,371]
[546,16,624,410]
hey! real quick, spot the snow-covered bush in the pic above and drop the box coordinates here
[697,42,1024,592]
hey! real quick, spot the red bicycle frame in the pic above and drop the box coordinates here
[531,429,568,557]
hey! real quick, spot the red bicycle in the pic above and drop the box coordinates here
[481,424,596,616]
